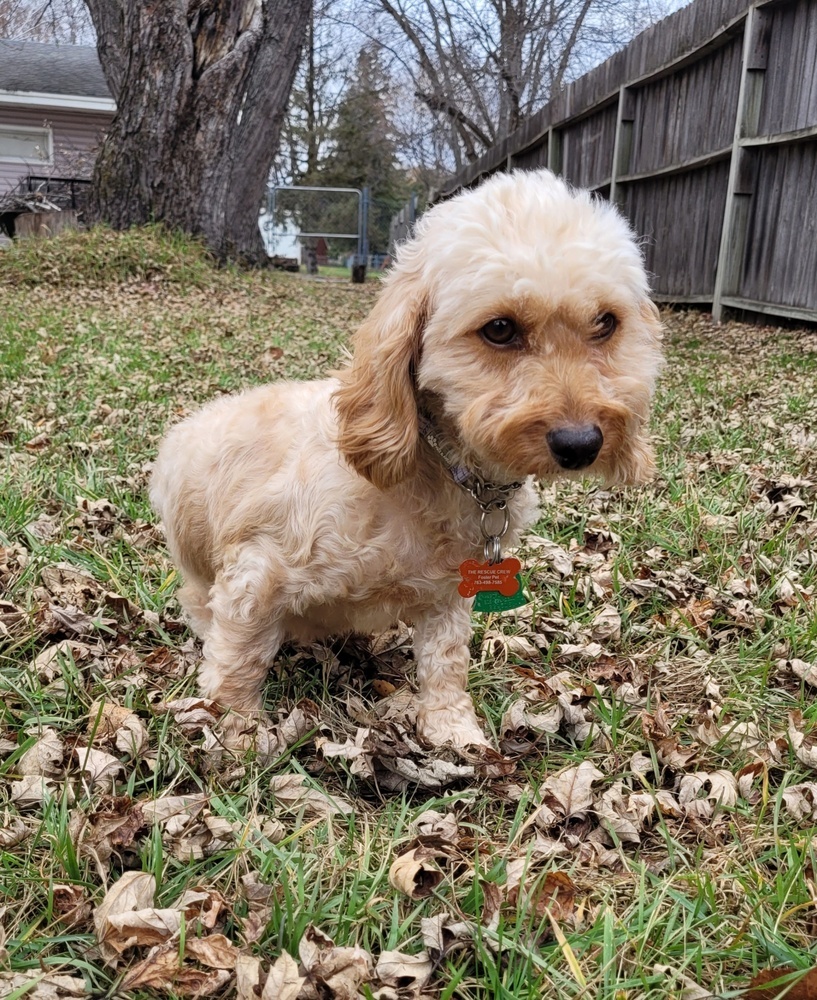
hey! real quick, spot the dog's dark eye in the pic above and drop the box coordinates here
[593,313,618,340]
[480,317,519,347]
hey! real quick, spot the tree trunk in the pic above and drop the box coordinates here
[83,0,311,264]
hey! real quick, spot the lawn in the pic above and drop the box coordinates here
[2,227,817,1000]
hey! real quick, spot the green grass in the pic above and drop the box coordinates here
[2,227,817,998]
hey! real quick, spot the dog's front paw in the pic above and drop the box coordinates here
[417,704,491,748]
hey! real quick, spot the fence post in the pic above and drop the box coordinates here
[712,3,771,322]
[352,186,369,283]
[609,86,635,207]
[547,128,563,177]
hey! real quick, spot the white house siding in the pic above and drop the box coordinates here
[0,104,113,194]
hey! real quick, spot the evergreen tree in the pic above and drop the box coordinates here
[318,44,411,255]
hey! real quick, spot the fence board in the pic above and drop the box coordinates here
[629,38,742,174]
[758,0,817,135]
[513,137,549,172]
[739,142,817,308]
[561,104,618,189]
[624,163,729,298]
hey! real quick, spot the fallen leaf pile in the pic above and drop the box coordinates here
[3,231,817,996]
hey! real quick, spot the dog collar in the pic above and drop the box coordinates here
[418,409,523,563]
[417,410,522,498]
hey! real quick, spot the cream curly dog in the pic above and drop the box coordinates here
[150,169,663,748]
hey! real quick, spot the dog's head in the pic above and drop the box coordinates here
[335,169,663,489]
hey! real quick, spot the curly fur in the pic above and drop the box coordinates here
[150,169,663,747]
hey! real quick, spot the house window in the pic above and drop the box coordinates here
[0,125,53,165]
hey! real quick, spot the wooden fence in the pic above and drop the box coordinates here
[433,0,817,324]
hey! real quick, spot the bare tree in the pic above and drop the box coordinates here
[276,0,353,184]
[368,0,676,169]
[82,0,311,263]
[0,0,92,41]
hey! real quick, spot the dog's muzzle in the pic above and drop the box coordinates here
[547,424,603,470]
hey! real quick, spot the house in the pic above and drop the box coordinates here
[0,38,114,202]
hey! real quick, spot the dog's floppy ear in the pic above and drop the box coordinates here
[334,268,426,490]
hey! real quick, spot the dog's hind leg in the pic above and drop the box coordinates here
[177,576,213,637]
[413,601,490,748]
[196,542,284,721]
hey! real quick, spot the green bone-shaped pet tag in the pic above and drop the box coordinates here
[473,574,528,612]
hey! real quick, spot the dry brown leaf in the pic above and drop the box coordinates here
[276,699,320,746]
[789,712,817,769]
[176,887,229,930]
[785,659,817,687]
[526,535,574,575]
[375,949,434,990]
[155,809,234,862]
[53,884,93,929]
[388,847,445,899]
[158,697,222,732]
[262,950,305,1000]
[654,790,683,818]
[70,796,145,872]
[781,783,817,823]
[184,933,238,969]
[558,641,604,661]
[0,972,89,998]
[510,870,578,931]
[630,751,655,777]
[736,761,765,803]
[412,809,460,843]
[39,562,101,603]
[118,939,233,995]
[375,751,476,790]
[10,774,60,808]
[531,833,571,859]
[18,727,65,777]
[695,717,723,746]
[298,924,373,998]
[500,698,563,745]
[235,954,262,1000]
[43,604,111,636]
[88,700,149,756]
[93,870,157,966]
[420,912,475,957]
[745,966,817,999]
[269,774,354,819]
[316,729,371,765]
[0,816,29,848]
[533,760,604,829]
[319,723,478,790]
[482,628,540,662]
[590,605,621,642]
[677,771,738,820]
[140,793,209,825]
[481,878,503,932]
[655,736,698,770]
[104,906,182,952]
[261,950,305,1000]
[33,639,92,681]
[73,746,124,790]
[117,946,182,991]
[723,719,763,750]
[641,701,674,740]
[595,782,654,843]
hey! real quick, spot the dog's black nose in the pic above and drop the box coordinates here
[547,424,603,469]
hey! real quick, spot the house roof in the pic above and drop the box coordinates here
[0,38,112,102]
